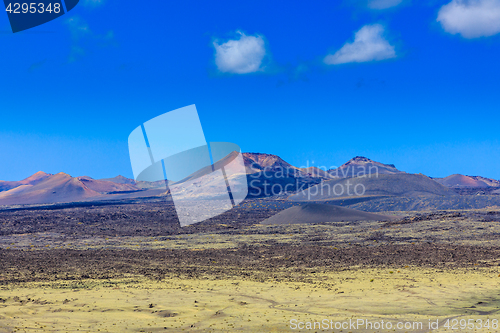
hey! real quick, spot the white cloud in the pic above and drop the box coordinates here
[367,0,402,9]
[437,0,500,38]
[324,24,396,65]
[213,32,266,74]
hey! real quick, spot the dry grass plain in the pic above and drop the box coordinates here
[1,267,500,333]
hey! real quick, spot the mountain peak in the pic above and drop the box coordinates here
[77,176,94,181]
[243,152,297,172]
[344,156,397,169]
[55,172,72,177]
[22,171,50,180]
[343,156,373,165]
[330,156,402,178]
[19,171,53,185]
[33,171,49,176]
[352,156,371,161]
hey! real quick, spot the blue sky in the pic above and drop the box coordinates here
[1,0,500,180]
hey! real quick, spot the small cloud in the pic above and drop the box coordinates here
[367,0,402,9]
[437,0,500,38]
[82,0,105,7]
[324,24,396,65]
[66,16,90,37]
[213,31,267,74]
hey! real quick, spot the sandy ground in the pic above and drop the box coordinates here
[1,267,500,333]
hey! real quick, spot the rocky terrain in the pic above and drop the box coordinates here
[1,195,500,332]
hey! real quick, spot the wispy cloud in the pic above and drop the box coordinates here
[437,0,500,38]
[65,16,115,62]
[367,0,402,9]
[213,31,267,74]
[324,24,396,65]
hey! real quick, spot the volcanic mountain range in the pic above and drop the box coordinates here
[0,153,499,206]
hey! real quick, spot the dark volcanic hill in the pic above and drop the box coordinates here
[239,153,322,197]
[243,152,298,174]
[289,173,454,201]
[261,203,395,225]
[328,156,403,178]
